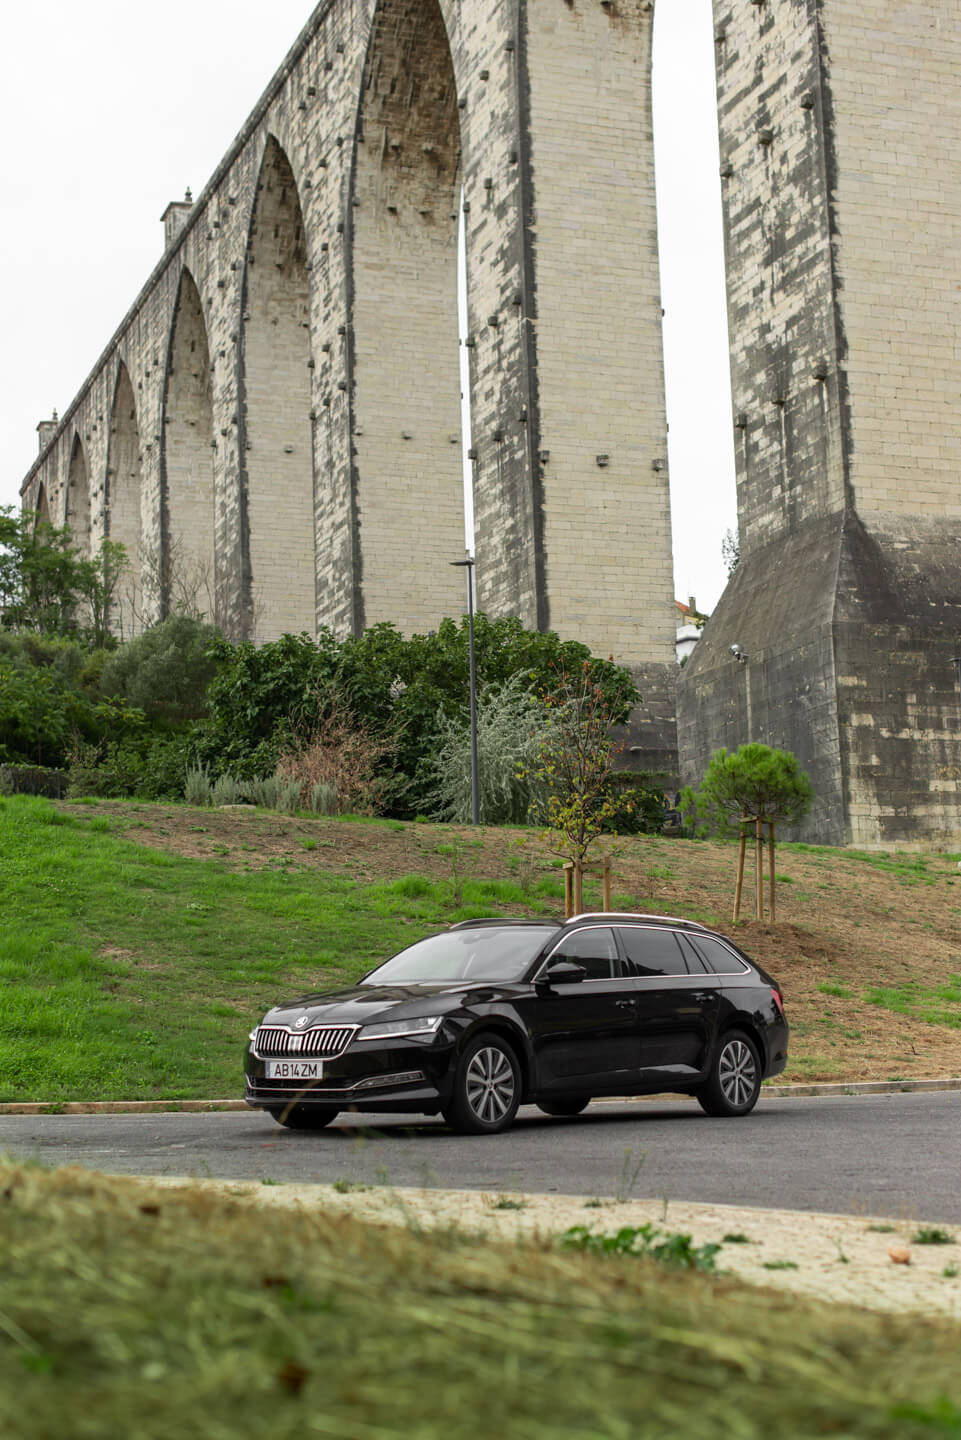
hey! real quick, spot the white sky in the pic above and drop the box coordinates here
[0,0,735,614]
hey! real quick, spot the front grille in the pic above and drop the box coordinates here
[254,1024,358,1059]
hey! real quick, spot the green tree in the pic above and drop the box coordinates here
[681,743,814,920]
[99,615,220,723]
[528,664,628,909]
[0,506,127,646]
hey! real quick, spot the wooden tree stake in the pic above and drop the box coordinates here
[755,815,764,920]
[573,859,584,916]
[733,820,748,923]
[563,862,574,919]
[768,820,776,923]
[602,855,612,911]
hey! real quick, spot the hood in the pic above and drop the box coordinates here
[264,981,486,1028]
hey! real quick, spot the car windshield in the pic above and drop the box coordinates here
[362,926,558,985]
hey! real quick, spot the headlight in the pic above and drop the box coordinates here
[357,1015,444,1042]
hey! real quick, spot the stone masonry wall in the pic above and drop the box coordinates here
[21,0,677,763]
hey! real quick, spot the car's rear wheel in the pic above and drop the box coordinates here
[696,1030,762,1117]
[268,1105,339,1130]
[443,1033,521,1135]
[536,1096,591,1118]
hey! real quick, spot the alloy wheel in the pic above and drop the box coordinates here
[465,1045,516,1126]
[718,1038,758,1108]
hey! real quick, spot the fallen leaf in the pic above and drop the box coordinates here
[888,1245,911,1265]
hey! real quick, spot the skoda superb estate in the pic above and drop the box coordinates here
[244,913,789,1135]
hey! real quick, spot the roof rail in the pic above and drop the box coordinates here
[565,911,709,930]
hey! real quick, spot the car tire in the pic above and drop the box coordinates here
[696,1030,762,1117]
[536,1096,591,1118]
[443,1032,522,1135]
[268,1105,339,1130]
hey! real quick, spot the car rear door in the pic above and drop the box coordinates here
[615,926,720,1082]
[522,926,641,1090]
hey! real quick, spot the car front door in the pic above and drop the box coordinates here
[522,926,640,1091]
[616,926,720,1082]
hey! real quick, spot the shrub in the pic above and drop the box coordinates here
[602,773,668,836]
[310,780,339,815]
[185,766,212,806]
[210,775,248,807]
[0,763,68,799]
[419,675,552,825]
[98,615,220,723]
[275,708,392,815]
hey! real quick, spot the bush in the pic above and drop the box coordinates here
[185,766,212,806]
[418,676,552,825]
[98,615,220,723]
[602,773,668,836]
[210,775,248,807]
[310,780,338,815]
[275,708,392,815]
[0,763,69,799]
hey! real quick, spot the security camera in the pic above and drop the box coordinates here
[729,643,742,658]
[729,643,749,664]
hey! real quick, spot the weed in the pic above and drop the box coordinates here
[818,982,852,998]
[834,1237,850,1264]
[942,1264,959,1278]
[487,1196,528,1212]
[583,1198,606,1209]
[614,1148,647,1204]
[867,1223,896,1234]
[332,1179,370,1194]
[912,1228,955,1246]
[721,1233,753,1244]
[300,839,317,852]
[560,1224,721,1273]
[762,1260,800,1271]
[260,1177,280,1187]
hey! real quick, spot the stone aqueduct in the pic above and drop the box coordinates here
[21,0,961,844]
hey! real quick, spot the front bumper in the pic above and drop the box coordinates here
[244,1036,455,1114]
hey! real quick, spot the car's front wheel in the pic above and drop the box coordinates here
[696,1030,762,1117]
[443,1032,521,1135]
[536,1096,591,1118]
[268,1105,339,1130]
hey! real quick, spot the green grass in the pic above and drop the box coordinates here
[0,796,560,1102]
[4,1163,961,1440]
[864,977,961,1028]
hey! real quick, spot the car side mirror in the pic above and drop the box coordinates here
[538,960,587,987]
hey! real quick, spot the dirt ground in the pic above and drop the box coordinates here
[71,801,961,1084]
[151,1176,961,1319]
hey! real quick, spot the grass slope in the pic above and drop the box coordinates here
[2,793,961,1102]
[1,1162,960,1439]
[0,796,556,1102]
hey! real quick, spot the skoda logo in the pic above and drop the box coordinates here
[295,1015,310,1028]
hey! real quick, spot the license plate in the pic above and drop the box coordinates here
[265,1059,324,1080]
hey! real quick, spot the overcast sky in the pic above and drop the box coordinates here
[0,0,735,613]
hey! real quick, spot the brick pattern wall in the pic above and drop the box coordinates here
[65,436,90,555]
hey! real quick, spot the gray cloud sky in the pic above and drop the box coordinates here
[0,0,735,613]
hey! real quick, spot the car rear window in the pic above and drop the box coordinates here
[686,935,750,975]
[617,927,688,976]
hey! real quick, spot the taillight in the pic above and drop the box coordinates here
[771,987,785,1016]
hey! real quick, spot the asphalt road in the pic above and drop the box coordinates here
[2,1091,959,1220]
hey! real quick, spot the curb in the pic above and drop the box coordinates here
[1,1079,959,1116]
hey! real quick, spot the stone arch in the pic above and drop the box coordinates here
[162,267,216,620]
[65,434,91,556]
[106,359,143,636]
[34,483,51,530]
[240,133,314,641]
[347,0,466,632]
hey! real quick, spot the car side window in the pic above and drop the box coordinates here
[547,927,618,980]
[678,935,709,974]
[617,927,688,976]
[686,935,749,975]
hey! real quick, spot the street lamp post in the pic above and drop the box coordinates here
[451,554,480,825]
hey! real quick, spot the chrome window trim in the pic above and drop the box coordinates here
[533,925,621,983]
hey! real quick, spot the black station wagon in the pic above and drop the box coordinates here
[244,913,789,1134]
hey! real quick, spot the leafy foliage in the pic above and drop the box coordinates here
[195,618,638,817]
[0,506,127,647]
[681,744,814,836]
[98,615,220,722]
[420,675,554,825]
[560,1224,722,1272]
[529,664,626,862]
